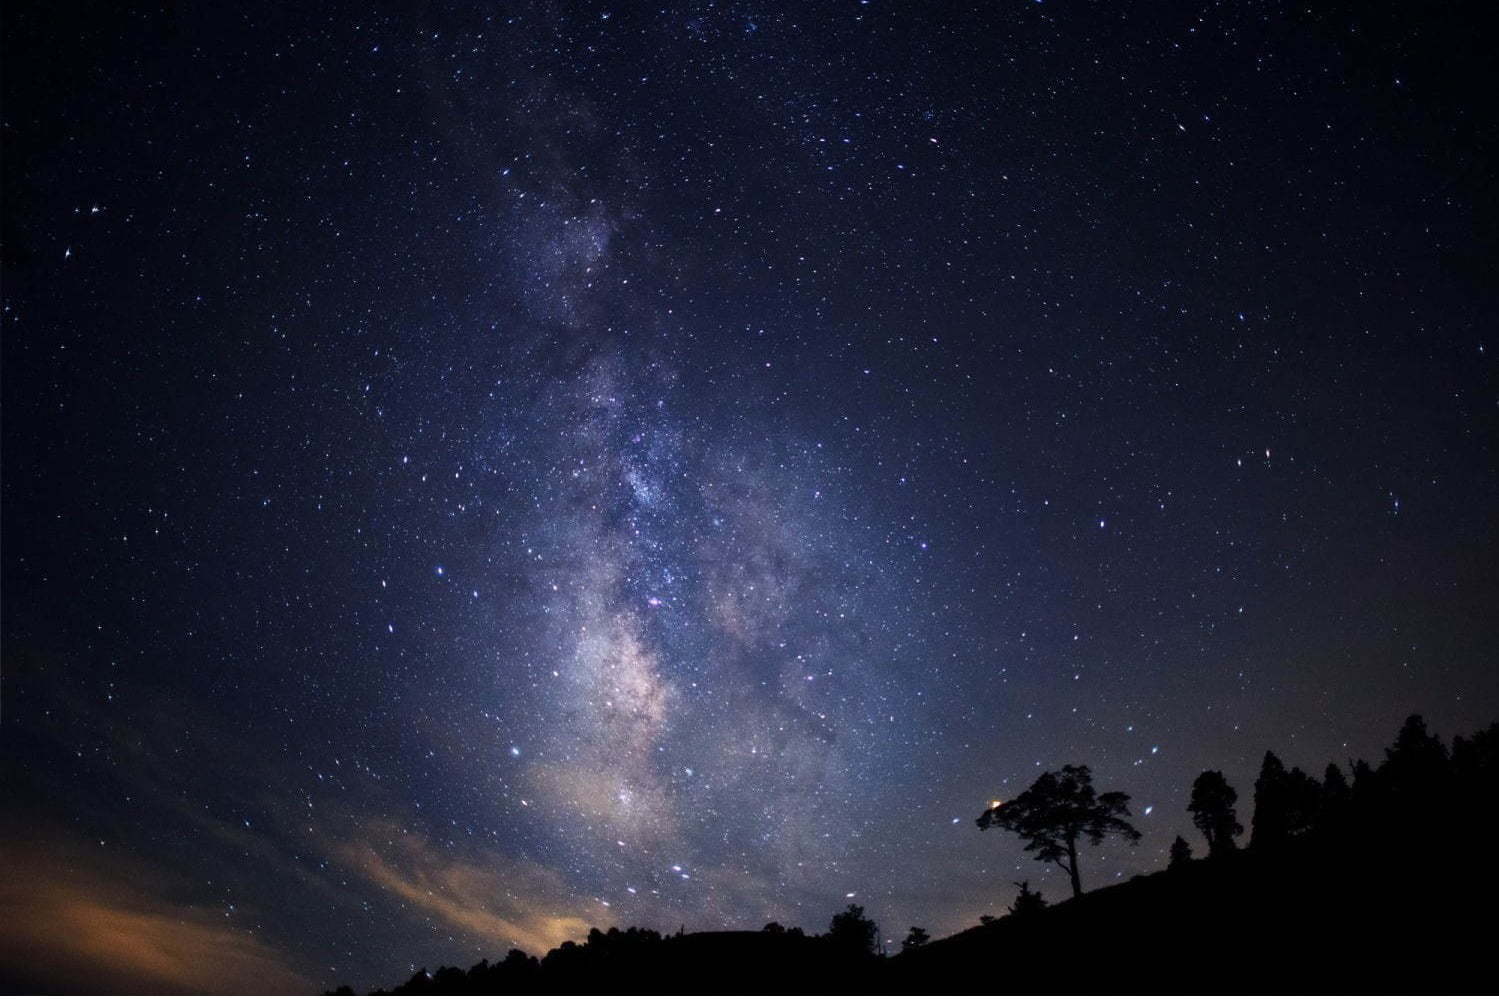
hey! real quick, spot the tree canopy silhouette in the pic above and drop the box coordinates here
[1169,834,1193,869]
[1251,751,1321,847]
[828,904,879,957]
[1189,769,1243,856]
[977,764,1141,898]
[1381,714,1449,799]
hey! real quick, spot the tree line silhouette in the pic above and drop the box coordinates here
[356,713,1496,994]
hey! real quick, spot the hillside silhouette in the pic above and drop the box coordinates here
[366,714,1497,994]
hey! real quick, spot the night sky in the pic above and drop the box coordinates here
[3,1,1496,992]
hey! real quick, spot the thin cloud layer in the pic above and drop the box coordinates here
[340,822,605,958]
[0,838,309,994]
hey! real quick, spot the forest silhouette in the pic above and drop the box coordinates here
[356,714,1496,994]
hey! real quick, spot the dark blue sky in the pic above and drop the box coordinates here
[3,1,1496,991]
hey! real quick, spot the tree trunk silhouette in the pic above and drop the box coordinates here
[1065,833,1082,898]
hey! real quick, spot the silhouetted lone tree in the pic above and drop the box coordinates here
[977,764,1141,899]
[828,904,879,957]
[1251,751,1321,847]
[1189,770,1243,856]
[1169,834,1193,869]
[1008,880,1047,918]
[902,926,930,951]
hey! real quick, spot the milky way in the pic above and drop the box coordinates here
[3,1,1497,992]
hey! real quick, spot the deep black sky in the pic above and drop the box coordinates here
[3,0,1496,991]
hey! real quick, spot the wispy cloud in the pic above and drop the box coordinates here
[339,822,604,957]
[0,835,310,994]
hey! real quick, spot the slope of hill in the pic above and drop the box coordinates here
[892,832,1494,993]
[377,716,1497,994]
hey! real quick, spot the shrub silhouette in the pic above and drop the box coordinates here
[1007,880,1047,918]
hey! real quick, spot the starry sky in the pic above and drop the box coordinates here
[3,0,1497,992]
